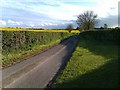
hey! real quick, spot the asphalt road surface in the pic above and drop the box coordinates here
[1,36,78,88]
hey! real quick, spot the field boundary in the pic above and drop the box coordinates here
[0,28,80,33]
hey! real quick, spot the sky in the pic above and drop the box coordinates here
[0,0,119,29]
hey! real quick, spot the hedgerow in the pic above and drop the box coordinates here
[2,31,72,54]
[79,29,120,43]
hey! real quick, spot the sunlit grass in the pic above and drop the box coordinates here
[2,39,61,68]
[53,37,119,88]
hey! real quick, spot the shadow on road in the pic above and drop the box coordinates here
[49,35,119,88]
[46,35,79,88]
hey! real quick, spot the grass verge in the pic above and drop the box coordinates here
[2,39,61,68]
[53,36,119,88]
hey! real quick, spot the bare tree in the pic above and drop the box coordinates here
[104,24,108,29]
[66,24,73,33]
[76,11,98,31]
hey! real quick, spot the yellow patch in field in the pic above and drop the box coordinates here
[0,28,80,33]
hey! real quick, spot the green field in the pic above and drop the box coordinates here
[53,33,119,88]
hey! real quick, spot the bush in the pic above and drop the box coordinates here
[2,31,72,54]
[79,29,120,43]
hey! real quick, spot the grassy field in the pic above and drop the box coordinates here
[53,35,119,88]
[0,27,80,33]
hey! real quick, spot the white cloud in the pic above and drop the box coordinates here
[2,0,118,20]
[1,0,119,28]
[7,20,23,25]
[40,24,45,26]
[29,24,35,27]
[0,20,24,27]
[54,24,58,26]
[25,0,118,21]
[94,0,118,18]
[47,23,53,25]
[61,22,72,25]
[0,20,6,26]
[40,23,58,26]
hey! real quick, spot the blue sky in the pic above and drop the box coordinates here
[0,0,119,29]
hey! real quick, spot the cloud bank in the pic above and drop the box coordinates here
[0,0,119,28]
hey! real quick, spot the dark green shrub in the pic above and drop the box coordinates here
[79,29,120,43]
[2,31,72,54]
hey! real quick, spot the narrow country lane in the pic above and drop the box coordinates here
[1,36,78,88]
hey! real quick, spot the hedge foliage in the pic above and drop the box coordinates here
[2,31,71,54]
[79,29,120,43]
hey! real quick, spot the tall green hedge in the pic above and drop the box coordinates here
[2,31,71,54]
[79,29,120,43]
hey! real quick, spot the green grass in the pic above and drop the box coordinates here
[53,36,119,88]
[2,39,61,68]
